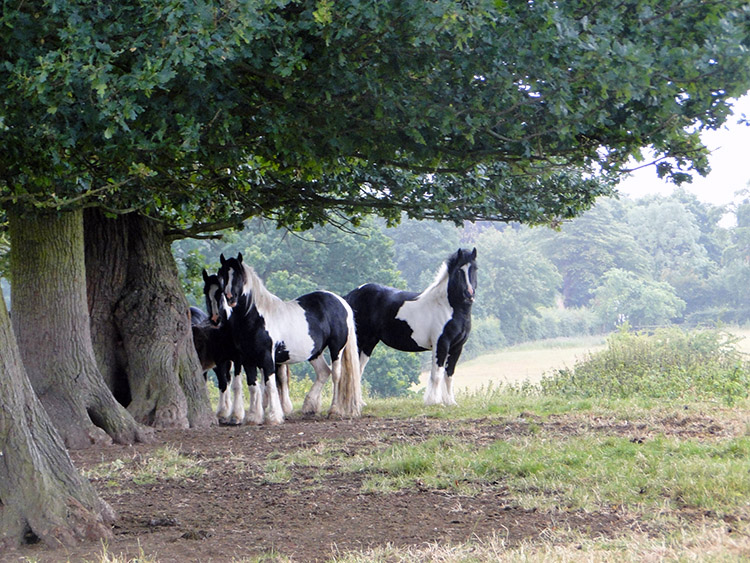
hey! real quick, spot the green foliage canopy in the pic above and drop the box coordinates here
[2,1,750,231]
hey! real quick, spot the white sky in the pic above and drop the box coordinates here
[616,93,750,207]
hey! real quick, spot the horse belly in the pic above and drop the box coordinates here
[380,326,428,353]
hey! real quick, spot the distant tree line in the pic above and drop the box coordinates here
[174,188,750,397]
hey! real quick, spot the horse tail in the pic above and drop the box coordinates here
[339,302,362,417]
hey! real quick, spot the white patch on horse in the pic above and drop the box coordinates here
[242,263,316,363]
[216,385,232,423]
[229,371,245,424]
[264,374,284,425]
[424,350,449,405]
[277,365,294,416]
[301,355,331,414]
[226,270,235,301]
[461,263,475,298]
[245,382,264,425]
[208,281,232,322]
[395,265,453,349]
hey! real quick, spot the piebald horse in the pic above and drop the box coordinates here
[195,274,246,425]
[201,271,293,424]
[218,253,361,423]
[345,248,477,406]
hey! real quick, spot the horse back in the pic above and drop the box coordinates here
[295,291,350,345]
[345,283,427,352]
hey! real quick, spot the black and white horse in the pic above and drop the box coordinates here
[201,270,293,425]
[194,273,245,425]
[217,253,361,423]
[345,248,477,406]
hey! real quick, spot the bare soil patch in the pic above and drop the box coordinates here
[3,412,727,563]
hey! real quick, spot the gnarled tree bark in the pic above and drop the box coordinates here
[0,288,115,550]
[9,207,151,449]
[84,210,213,429]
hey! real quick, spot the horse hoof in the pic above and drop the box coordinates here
[300,400,320,415]
[220,418,242,426]
[243,416,264,426]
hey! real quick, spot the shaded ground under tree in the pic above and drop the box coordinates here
[3,413,739,562]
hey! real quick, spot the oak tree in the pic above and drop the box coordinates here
[1,0,750,547]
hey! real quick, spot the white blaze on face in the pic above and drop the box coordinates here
[225,269,235,301]
[208,283,231,322]
[461,263,475,298]
[220,291,232,319]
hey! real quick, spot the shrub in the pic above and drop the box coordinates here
[540,326,750,405]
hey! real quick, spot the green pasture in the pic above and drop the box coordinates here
[424,327,750,392]
[417,334,609,391]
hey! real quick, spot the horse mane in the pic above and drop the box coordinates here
[416,248,475,303]
[416,261,450,303]
[240,262,283,315]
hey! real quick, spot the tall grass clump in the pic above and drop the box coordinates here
[540,326,750,405]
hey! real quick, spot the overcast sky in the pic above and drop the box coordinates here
[616,93,750,207]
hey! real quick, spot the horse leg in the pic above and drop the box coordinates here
[214,361,232,424]
[327,354,344,417]
[262,360,284,425]
[357,350,373,408]
[276,364,294,416]
[356,338,379,377]
[243,365,264,425]
[359,352,371,376]
[443,341,465,406]
[424,341,450,406]
[228,362,245,425]
[301,356,331,415]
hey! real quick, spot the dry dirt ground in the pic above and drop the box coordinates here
[2,412,721,563]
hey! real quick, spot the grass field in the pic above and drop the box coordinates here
[416,334,608,392]
[418,327,750,393]
[32,325,750,562]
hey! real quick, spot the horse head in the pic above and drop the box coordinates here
[202,269,231,326]
[218,252,245,308]
[446,247,477,306]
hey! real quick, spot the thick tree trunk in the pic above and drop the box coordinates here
[84,208,131,405]
[9,208,151,449]
[0,289,115,549]
[84,210,213,429]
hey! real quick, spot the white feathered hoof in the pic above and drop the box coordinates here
[301,395,321,415]
[264,411,284,426]
[243,411,264,426]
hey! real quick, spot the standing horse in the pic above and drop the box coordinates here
[201,271,294,424]
[218,253,361,423]
[195,273,245,425]
[345,248,477,406]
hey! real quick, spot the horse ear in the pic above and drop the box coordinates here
[202,269,209,282]
[220,253,226,265]
[237,252,243,263]
[471,247,477,260]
